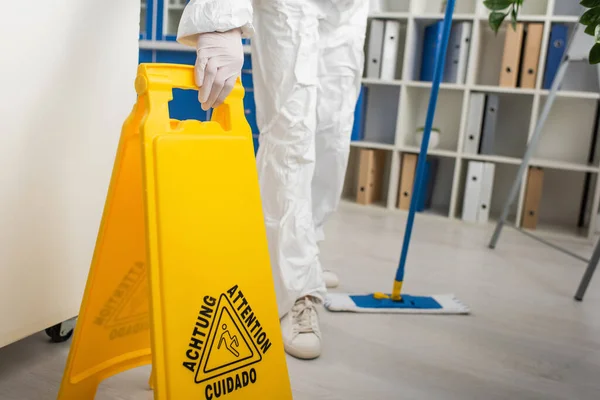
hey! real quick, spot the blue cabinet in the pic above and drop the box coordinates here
[138,1,260,155]
[139,49,153,64]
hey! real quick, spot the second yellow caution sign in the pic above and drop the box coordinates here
[57,64,292,400]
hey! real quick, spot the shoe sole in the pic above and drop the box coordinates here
[284,344,321,360]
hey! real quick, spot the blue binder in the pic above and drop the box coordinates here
[543,24,568,89]
[415,158,439,212]
[416,161,430,212]
[420,21,445,82]
[351,86,368,141]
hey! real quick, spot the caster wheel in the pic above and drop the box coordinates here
[45,321,75,343]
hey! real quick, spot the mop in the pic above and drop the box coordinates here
[325,0,469,315]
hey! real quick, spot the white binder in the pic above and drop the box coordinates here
[366,19,385,79]
[462,161,484,223]
[444,22,472,84]
[463,93,485,154]
[477,163,496,223]
[381,20,401,81]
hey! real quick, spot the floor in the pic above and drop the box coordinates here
[0,203,599,399]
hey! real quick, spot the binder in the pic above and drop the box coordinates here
[357,149,386,205]
[519,23,544,89]
[351,86,368,141]
[415,161,430,212]
[463,93,486,154]
[444,22,472,84]
[522,167,544,230]
[479,94,500,155]
[420,21,445,82]
[398,153,418,210]
[499,23,525,87]
[542,24,568,89]
[366,19,386,79]
[422,158,440,211]
[381,20,401,80]
[462,161,484,223]
[477,163,496,223]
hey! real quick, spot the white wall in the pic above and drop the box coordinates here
[0,0,140,348]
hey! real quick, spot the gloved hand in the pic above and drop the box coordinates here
[195,28,244,111]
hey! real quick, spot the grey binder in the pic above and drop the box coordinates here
[444,22,472,84]
[366,19,385,79]
[479,94,500,155]
[463,93,486,154]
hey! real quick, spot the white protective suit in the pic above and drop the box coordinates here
[179,0,369,317]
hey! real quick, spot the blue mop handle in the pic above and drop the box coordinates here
[392,0,456,300]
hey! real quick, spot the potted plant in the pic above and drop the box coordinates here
[415,126,441,150]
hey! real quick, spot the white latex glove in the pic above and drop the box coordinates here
[195,28,244,111]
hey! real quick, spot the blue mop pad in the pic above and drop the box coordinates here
[325,293,470,314]
[325,0,469,315]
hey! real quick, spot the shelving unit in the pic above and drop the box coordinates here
[350,0,600,240]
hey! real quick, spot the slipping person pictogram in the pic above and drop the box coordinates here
[218,324,240,358]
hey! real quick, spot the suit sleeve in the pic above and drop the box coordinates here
[177,0,254,47]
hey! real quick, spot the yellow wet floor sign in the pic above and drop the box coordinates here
[57,64,292,400]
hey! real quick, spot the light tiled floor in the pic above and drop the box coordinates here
[0,203,599,399]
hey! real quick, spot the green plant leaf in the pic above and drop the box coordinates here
[581,0,600,8]
[483,0,513,11]
[585,23,597,36]
[595,24,600,43]
[488,11,507,33]
[589,43,600,64]
[511,5,518,28]
[580,7,600,26]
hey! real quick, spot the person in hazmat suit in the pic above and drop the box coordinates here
[178,0,369,360]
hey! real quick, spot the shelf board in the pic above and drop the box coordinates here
[139,40,252,55]
[419,208,451,219]
[413,13,476,21]
[350,141,395,151]
[539,89,600,100]
[406,80,464,90]
[405,80,466,91]
[369,12,410,20]
[340,199,388,211]
[477,14,547,22]
[520,224,590,242]
[472,84,536,96]
[395,207,453,222]
[551,16,580,23]
[400,146,458,158]
[139,40,192,52]
[361,78,403,86]
[529,159,599,173]
[461,153,522,165]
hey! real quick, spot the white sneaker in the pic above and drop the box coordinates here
[281,297,321,360]
[323,270,339,288]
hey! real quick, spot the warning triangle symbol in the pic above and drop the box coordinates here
[105,268,149,328]
[195,294,263,384]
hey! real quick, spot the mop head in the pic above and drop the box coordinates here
[325,293,470,315]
